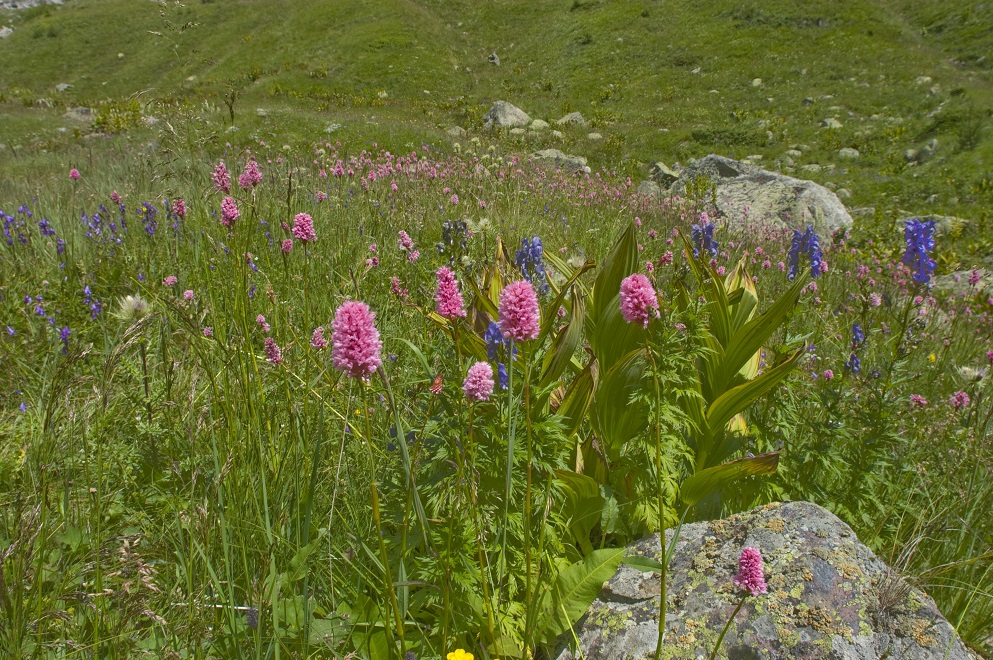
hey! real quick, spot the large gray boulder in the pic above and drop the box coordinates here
[482,101,530,129]
[669,155,853,235]
[557,501,972,659]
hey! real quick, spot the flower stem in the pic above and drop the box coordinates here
[709,595,747,660]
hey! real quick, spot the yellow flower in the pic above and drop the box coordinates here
[447,651,474,660]
[928,353,936,363]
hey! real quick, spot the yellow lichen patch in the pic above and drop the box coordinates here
[802,568,813,581]
[767,574,788,591]
[912,619,936,646]
[766,517,786,533]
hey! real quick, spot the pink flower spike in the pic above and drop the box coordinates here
[950,390,971,411]
[281,238,293,253]
[292,213,317,243]
[69,168,81,181]
[163,276,178,287]
[733,547,768,596]
[619,273,658,328]
[172,198,187,217]
[311,326,328,350]
[202,326,213,338]
[435,267,467,319]
[498,280,540,342]
[220,196,239,227]
[331,301,383,380]
[463,361,495,402]
[183,290,195,301]
[264,337,283,365]
[212,161,231,193]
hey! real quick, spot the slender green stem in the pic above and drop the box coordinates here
[647,338,668,660]
[709,595,746,660]
[499,339,517,607]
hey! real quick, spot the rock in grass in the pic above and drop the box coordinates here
[0,26,12,40]
[446,126,467,138]
[555,501,972,660]
[669,154,853,234]
[838,147,860,159]
[530,149,589,173]
[649,161,680,187]
[557,111,587,126]
[933,268,991,297]
[530,119,550,131]
[821,117,843,129]
[482,100,530,129]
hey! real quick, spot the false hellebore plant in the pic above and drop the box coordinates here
[397,224,806,659]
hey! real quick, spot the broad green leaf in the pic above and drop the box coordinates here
[540,287,585,387]
[590,223,638,325]
[540,261,596,337]
[286,534,323,582]
[558,361,597,438]
[588,292,647,374]
[554,469,605,555]
[621,556,666,573]
[592,349,649,459]
[534,547,626,644]
[680,452,780,506]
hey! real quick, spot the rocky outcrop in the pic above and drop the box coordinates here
[933,268,991,297]
[557,112,587,127]
[668,155,854,235]
[556,501,972,659]
[482,101,530,129]
[530,149,589,173]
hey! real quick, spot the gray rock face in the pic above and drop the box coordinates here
[446,126,467,138]
[0,26,13,39]
[557,501,972,660]
[933,268,991,297]
[821,118,843,129]
[670,155,853,235]
[650,162,680,187]
[530,148,589,173]
[557,112,587,126]
[483,101,530,129]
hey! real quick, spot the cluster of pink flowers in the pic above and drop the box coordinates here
[733,547,768,596]
[183,290,195,301]
[282,239,293,254]
[220,197,239,227]
[292,213,317,243]
[391,277,408,299]
[239,160,262,189]
[110,191,122,204]
[202,326,213,338]
[619,273,658,328]
[331,301,382,380]
[172,198,187,218]
[435,267,467,319]
[409,250,420,263]
[822,369,834,381]
[910,394,929,408]
[163,275,178,287]
[212,162,231,193]
[398,230,414,251]
[498,280,540,342]
[311,326,328,350]
[69,168,81,181]
[256,314,270,334]
[463,361,495,402]
[950,390,971,410]
[264,337,283,365]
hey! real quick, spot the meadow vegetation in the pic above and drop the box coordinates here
[0,0,992,658]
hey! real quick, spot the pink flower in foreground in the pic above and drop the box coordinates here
[408,250,420,263]
[110,191,122,204]
[264,337,283,365]
[212,161,231,193]
[281,238,293,253]
[183,289,195,301]
[202,326,213,337]
[950,390,971,410]
[619,273,658,328]
[398,230,414,251]
[311,326,328,350]
[823,369,834,381]
[239,159,262,189]
[172,198,187,217]
[910,394,929,408]
[69,168,81,181]
[435,267,467,319]
[163,276,178,287]
[256,314,270,334]
[463,361,495,402]
[332,301,382,380]
[220,196,239,227]
[498,280,540,342]
[733,547,768,596]
[292,212,317,243]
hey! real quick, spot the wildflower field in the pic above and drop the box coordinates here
[1,136,992,659]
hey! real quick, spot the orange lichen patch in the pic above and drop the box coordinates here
[766,517,786,533]
[912,619,936,647]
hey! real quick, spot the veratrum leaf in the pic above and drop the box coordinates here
[680,452,780,506]
[535,547,626,644]
[558,361,597,438]
[592,349,648,460]
[590,223,638,326]
[554,469,605,555]
[540,287,585,387]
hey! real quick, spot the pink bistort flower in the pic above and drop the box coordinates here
[463,361,495,402]
[220,196,239,228]
[910,394,929,408]
[172,198,187,218]
[110,191,122,204]
[950,390,971,410]
[435,267,467,319]
[69,168,81,181]
[202,326,213,338]
[183,290,195,301]
[264,337,283,365]
[498,280,540,342]
[619,273,658,328]
[212,161,231,193]
[398,230,414,251]
[733,547,768,596]
[292,213,317,243]
[311,326,328,350]
[281,238,293,254]
[256,314,270,334]
[331,301,383,380]
[239,159,262,189]
[163,275,178,287]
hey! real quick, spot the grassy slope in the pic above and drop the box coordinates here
[0,0,991,257]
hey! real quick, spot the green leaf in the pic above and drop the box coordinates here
[534,547,626,644]
[286,533,323,582]
[395,338,433,381]
[588,292,647,374]
[592,349,649,459]
[554,469,605,555]
[540,287,585,387]
[590,223,638,326]
[558,361,597,438]
[621,556,666,573]
[680,452,780,506]
[540,260,596,338]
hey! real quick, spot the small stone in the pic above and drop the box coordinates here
[556,112,586,126]
[446,126,466,138]
[550,130,563,138]
[752,78,763,87]
[802,97,815,106]
[821,118,843,129]
[838,147,860,159]
[780,155,795,167]
[55,83,72,93]
[529,119,549,131]
[802,164,822,173]
[837,188,852,200]
[786,149,803,158]
[256,108,268,118]
[488,51,500,66]
[915,75,933,86]
[0,26,13,40]
[905,148,920,162]
[587,132,603,140]
[509,127,526,136]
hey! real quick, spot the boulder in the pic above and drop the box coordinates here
[933,268,991,297]
[650,161,680,187]
[530,149,589,173]
[638,180,665,197]
[670,155,853,234]
[482,101,530,129]
[557,112,587,126]
[821,117,843,129]
[446,126,467,138]
[530,119,550,131]
[556,501,972,660]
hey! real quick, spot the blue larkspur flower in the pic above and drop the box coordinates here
[902,218,937,285]
[691,223,718,259]
[845,352,861,375]
[515,236,549,293]
[498,362,508,390]
[787,225,823,280]
[852,323,865,347]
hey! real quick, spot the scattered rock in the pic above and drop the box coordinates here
[920,138,938,161]
[801,164,822,173]
[555,501,972,660]
[670,154,853,234]
[850,207,876,219]
[779,155,795,167]
[482,101,530,129]
[802,96,814,106]
[752,78,763,87]
[488,51,500,66]
[838,147,860,159]
[915,75,933,86]
[785,149,802,158]
[530,149,590,173]
[63,107,92,122]
[820,117,843,129]
[649,161,680,187]
[637,180,664,197]
[55,83,72,93]
[556,112,586,127]
[509,127,526,136]
[256,108,268,118]
[0,26,13,39]
[933,268,992,297]
[529,119,549,131]
[905,148,921,163]
[586,132,602,141]
[446,126,467,138]
[837,188,852,200]
[550,130,563,139]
